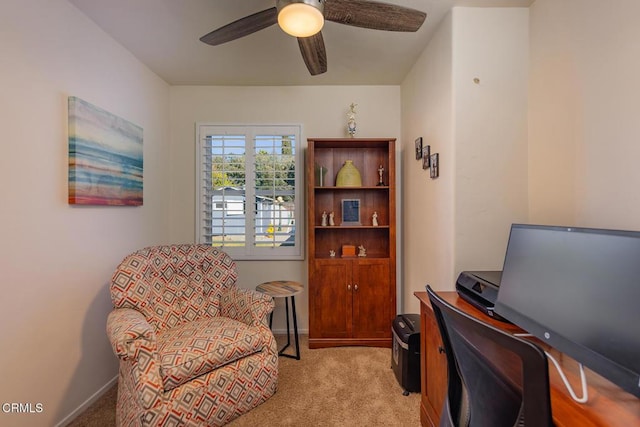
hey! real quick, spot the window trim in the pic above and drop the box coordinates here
[195,123,304,260]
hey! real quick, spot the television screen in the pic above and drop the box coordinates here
[494,224,640,398]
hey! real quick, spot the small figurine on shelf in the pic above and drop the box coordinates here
[329,211,335,226]
[358,245,367,257]
[347,103,357,137]
[372,211,378,227]
[321,211,328,226]
[329,250,336,258]
[377,164,385,186]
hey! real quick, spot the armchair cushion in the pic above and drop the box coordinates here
[157,317,265,391]
[110,245,238,331]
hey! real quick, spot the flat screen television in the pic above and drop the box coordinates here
[494,224,640,398]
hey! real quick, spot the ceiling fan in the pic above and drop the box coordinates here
[199,0,427,76]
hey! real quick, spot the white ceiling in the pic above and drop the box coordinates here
[68,0,533,86]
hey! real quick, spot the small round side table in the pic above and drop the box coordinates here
[256,280,303,360]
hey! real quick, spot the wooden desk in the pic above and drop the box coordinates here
[414,291,640,427]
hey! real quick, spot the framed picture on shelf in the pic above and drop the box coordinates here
[415,137,423,160]
[341,199,361,225]
[430,153,439,178]
[422,145,431,169]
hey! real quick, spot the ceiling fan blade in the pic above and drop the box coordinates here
[324,0,426,32]
[200,7,278,46]
[298,33,328,76]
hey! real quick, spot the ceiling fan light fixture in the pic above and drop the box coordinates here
[277,0,324,38]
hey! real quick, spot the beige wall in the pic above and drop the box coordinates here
[401,12,455,312]
[452,8,530,276]
[169,86,402,332]
[0,1,171,426]
[401,8,529,314]
[529,0,640,230]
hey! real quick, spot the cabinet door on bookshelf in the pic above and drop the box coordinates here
[352,259,392,338]
[310,260,352,338]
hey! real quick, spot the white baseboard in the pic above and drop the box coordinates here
[54,375,118,427]
[272,328,309,335]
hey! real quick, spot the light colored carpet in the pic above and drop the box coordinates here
[69,335,421,426]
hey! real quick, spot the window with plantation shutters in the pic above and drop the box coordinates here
[196,124,303,260]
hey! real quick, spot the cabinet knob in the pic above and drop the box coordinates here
[438,346,446,354]
[354,284,359,291]
[347,284,352,291]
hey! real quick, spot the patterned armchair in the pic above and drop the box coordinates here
[106,245,278,426]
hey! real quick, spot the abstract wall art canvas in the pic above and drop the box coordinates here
[68,96,143,205]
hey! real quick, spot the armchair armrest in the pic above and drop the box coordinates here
[220,287,274,327]
[107,308,157,360]
[106,308,164,410]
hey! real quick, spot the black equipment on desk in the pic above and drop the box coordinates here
[455,270,509,322]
